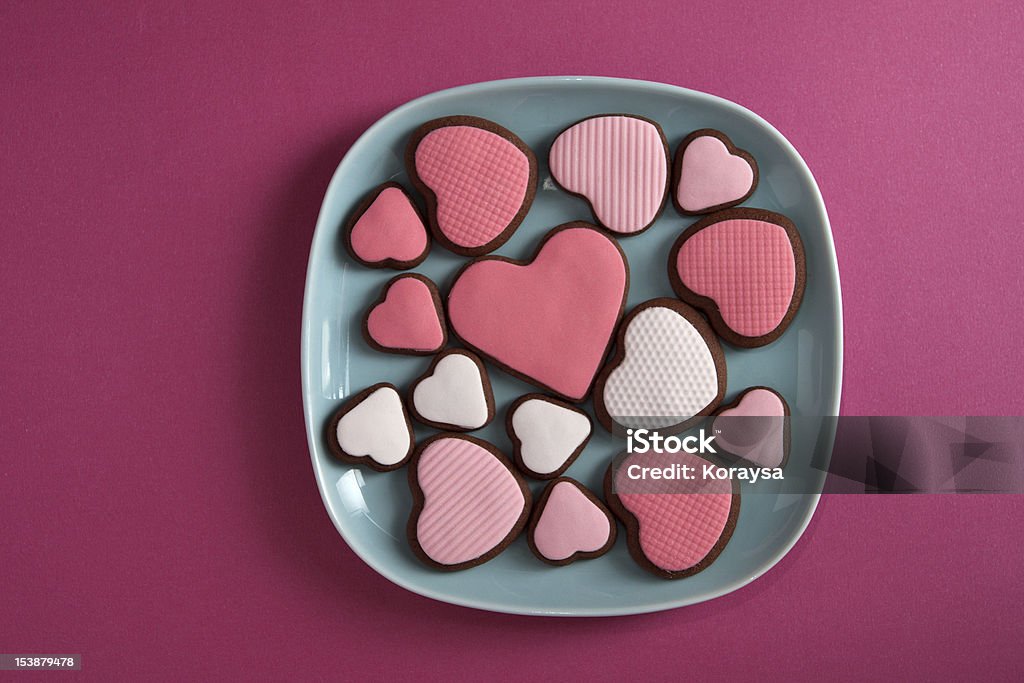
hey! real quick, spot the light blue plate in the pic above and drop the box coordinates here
[300,77,843,616]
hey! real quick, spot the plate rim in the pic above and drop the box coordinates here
[300,75,844,616]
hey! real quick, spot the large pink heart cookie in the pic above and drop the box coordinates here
[527,478,616,566]
[605,451,739,579]
[672,129,758,215]
[669,208,806,347]
[343,182,430,269]
[711,386,791,469]
[408,434,531,571]
[406,116,537,256]
[549,114,669,235]
[447,223,629,402]
[363,274,446,355]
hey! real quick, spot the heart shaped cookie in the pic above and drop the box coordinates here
[408,349,494,431]
[593,298,726,434]
[712,386,791,469]
[343,182,429,269]
[326,383,414,472]
[527,478,616,566]
[549,114,669,235]
[447,223,629,402]
[406,116,537,256]
[364,274,446,355]
[605,451,739,579]
[408,434,531,570]
[669,208,806,347]
[672,129,758,215]
[506,393,592,479]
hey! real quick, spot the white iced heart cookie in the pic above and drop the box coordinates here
[409,349,494,431]
[507,394,592,479]
[326,383,414,471]
[594,298,726,433]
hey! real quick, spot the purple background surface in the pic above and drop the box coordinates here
[2,1,1023,680]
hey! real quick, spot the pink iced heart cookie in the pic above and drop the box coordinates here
[669,208,806,347]
[527,478,616,566]
[672,129,758,215]
[344,183,429,269]
[364,274,446,355]
[406,116,537,256]
[593,298,726,434]
[605,451,739,579]
[712,386,791,469]
[447,223,629,402]
[408,434,531,571]
[549,114,669,235]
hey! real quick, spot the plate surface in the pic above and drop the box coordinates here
[301,77,842,616]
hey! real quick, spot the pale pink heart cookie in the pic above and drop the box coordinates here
[326,383,414,472]
[408,434,531,571]
[447,223,629,402]
[712,386,790,469]
[605,451,739,579]
[549,114,669,235]
[407,349,495,432]
[343,183,429,269]
[527,478,616,566]
[363,274,446,355]
[406,116,537,256]
[672,129,758,215]
[669,208,806,348]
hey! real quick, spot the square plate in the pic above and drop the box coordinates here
[301,76,842,616]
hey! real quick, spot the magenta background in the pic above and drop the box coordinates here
[2,1,1023,680]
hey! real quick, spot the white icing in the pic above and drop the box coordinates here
[603,307,719,430]
[337,386,410,466]
[511,399,591,475]
[413,353,489,429]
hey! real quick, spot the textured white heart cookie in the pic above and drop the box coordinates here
[593,298,726,433]
[326,383,414,472]
[506,394,592,479]
[409,349,494,431]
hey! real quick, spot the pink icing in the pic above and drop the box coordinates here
[447,227,627,401]
[549,116,667,234]
[675,219,796,337]
[414,125,531,249]
[676,135,754,212]
[713,389,786,468]
[533,482,611,561]
[615,452,733,572]
[349,187,428,263]
[416,438,525,566]
[366,277,444,352]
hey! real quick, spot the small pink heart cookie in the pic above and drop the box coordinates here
[669,208,806,347]
[408,433,531,571]
[447,223,629,402]
[527,478,616,566]
[711,386,791,469]
[672,129,758,215]
[343,183,429,269]
[549,114,670,235]
[406,116,537,256]
[606,451,739,579]
[363,274,446,355]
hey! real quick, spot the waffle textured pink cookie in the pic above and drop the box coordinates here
[363,274,446,355]
[447,223,629,402]
[606,451,739,579]
[343,183,429,269]
[406,116,537,256]
[527,478,616,566]
[549,114,669,235]
[669,208,806,347]
[408,434,531,571]
[711,386,791,469]
[672,129,758,215]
